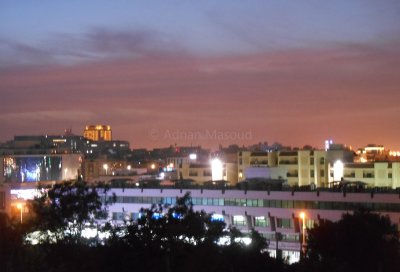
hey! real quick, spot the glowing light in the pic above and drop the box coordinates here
[103,164,108,175]
[299,211,306,257]
[211,158,223,181]
[16,203,24,224]
[333,160,344,181]
[360,157,368,163]
[211,214,224,222]
[127,165,131,170]
[189,154,197,160]
[11,189,42,200]
[151,163,156,170]
[325,139,333,151]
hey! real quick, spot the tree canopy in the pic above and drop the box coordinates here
[298,210,400,272]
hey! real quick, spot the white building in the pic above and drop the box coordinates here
[104,188,400,263]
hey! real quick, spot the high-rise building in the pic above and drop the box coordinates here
[83,125,112,141]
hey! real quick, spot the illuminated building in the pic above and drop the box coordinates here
[329,161,400,189]
[103,187,400,263]
[166,155,234,184]
[355,144,400,163]
[1,154,82,183]
[238,148,354,187]
[0,135,91,155]
[83,125,112,141]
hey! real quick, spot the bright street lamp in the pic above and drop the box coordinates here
[299,212,306,258]
[16,203,23,224]
[103,164,108,175]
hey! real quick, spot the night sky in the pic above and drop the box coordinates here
[1,1,399,150]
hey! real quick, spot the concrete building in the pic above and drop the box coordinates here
[330,162,400,189]
[104,188,400,263]
[238,148,354,188]
[166,155,237,185]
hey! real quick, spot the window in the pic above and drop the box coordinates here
[363,172,374,178]
[255,216,269,227]
[320,170,324,177]
[246,199,258,207]
[131,212,141,220]
[276,218,293,229]
[233,215,247,226]
[310,170,314,177]
[282,200,290,208]
[281,234,300,242]
[192,198,201,205]
[112,212,124,221]
[305,219,315,229]
[235,199,246,207]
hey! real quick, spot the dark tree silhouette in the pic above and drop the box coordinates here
[28,180,112,244]
[303,210,400,272]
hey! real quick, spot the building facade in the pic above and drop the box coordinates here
[104,188,400,263]
[1,154,82,183]
[238,150,334,187]
[331,162,400,189]
[83,125,112,141]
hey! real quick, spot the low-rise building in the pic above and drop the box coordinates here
[330,162,400,188]
[104,187,400,263]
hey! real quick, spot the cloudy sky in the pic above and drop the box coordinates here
[1,0,399,149]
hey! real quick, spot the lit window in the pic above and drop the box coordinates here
[233,215,246,226]
[255,216,269,227]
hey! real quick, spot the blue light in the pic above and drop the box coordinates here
[172,212,183,219]
[152,213,163,220]
[211,214,224,222]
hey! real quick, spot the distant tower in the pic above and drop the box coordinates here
[83,125,112,141]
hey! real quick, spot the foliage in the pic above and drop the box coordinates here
[105,192,282,272]
[27,180,112,244]
[301,210,400,272]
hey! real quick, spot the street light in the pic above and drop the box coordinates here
[16,203,23,224]
[103,164,108,175]
[299,212,306,259]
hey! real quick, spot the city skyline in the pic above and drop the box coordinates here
[1,1,400,150]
